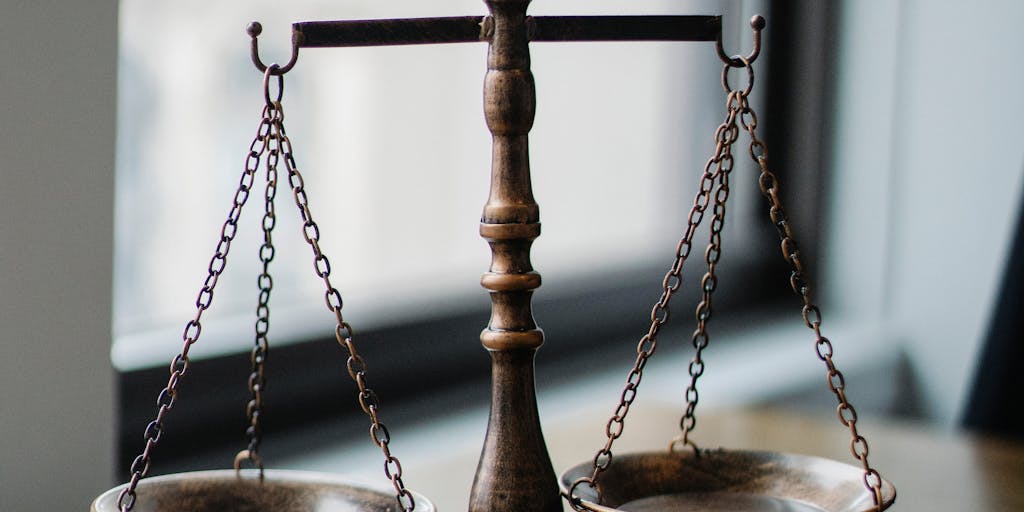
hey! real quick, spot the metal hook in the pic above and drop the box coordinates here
[716,15,765,67]
[247,21,301,75]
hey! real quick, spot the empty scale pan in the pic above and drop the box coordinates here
[91,470,436,512]
[561,449,896,512]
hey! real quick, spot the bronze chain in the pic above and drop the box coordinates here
[672,88,741,452]
[118,67,417,511]
[233,101,280,476]
[566,79,744,511]
[266,67,417,512]
[116,100,274,512]
[734,58,885,510]
[569,57,884,511]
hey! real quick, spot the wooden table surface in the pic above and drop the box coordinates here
[400,404,1024,511]
[561,406,1024,511]
[282,400,1024,511]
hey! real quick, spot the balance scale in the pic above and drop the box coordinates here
[93,2,897,511]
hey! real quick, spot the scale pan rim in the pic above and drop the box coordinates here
[559,448,895,512]
[91,468,436,512]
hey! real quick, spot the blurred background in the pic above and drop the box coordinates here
[2,0,1022,510]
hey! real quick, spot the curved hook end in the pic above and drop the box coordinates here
[247,20,299,76]
[248,21,268,73]
[750,14,766,32]
[717,14,766,68]
[246,21,263,38]
[245,21,262,38]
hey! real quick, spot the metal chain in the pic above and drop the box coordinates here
[734,59,885,510]
[672,87,741,451]
[234,104,280,477]
[565,85,743,511]
[267,78,417,512]
[116,102,273,511]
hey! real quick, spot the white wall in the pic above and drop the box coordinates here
[0,2,117,509]
[827,0,1024,426]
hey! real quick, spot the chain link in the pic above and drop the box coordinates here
[734,59,885,510]
[116,102,273,512]
[234,103,281,476]
[566,82,744,512]
[269,90,417,512]
[568,57,885,510]
[671,87,741,451]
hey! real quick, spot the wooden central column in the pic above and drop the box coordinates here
[469,1,561,511]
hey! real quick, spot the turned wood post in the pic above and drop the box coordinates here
[470,1,562,511]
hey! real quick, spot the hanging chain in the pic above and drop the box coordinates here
[671,87,741,451]
[264,67,417,512]
[233,103,280,477]
[734,57,885,510]
[116,100,274,512]
[565,82,744,511]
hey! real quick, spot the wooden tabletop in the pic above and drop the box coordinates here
[542,405,1024,512]
[283,402,1024,511]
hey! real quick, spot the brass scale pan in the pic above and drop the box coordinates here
[92,452,895,512]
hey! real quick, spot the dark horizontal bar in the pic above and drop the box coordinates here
[293,15,723,48]
[295,16,486,47]
[529,15,722,42]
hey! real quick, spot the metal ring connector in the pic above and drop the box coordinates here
[668,435,700,455]
[722,56,754,96]
[248,21,301,75]
[234,449,265,480]
[716,15,764,67]
[566,478,603,512]
[263,65,284,108]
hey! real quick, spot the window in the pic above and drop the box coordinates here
[115,0,808,470]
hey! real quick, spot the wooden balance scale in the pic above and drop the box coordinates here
[92,2,896,511]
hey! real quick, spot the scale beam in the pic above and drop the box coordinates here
[294,16,486,47]
[527,15,721,42]
[292,15,722,47]
[248,14,760,74]
[242,4,764,512]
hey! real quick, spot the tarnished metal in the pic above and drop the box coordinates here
[247,22,301,75]
[469,2,559,511]
[268,66,417,512]
[239,5,771,512]
[567,68,747,510]
[673,87,741,452]
[235,72,281,477]
[106,6,894,512]
[94,470,435,512]
[566,39,892,512]
[114,64,421,512]
[526,15,720,42]
[115,89,274,512]
[295,17,488,47]
[561,450,896,512]
[247,13,764,75]
[735,58,888,509]
[716,15,765,68]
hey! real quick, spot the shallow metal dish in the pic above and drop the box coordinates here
[561,449,895,512]
[92,469,436,512]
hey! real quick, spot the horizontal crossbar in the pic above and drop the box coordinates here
[293,15,722,48]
